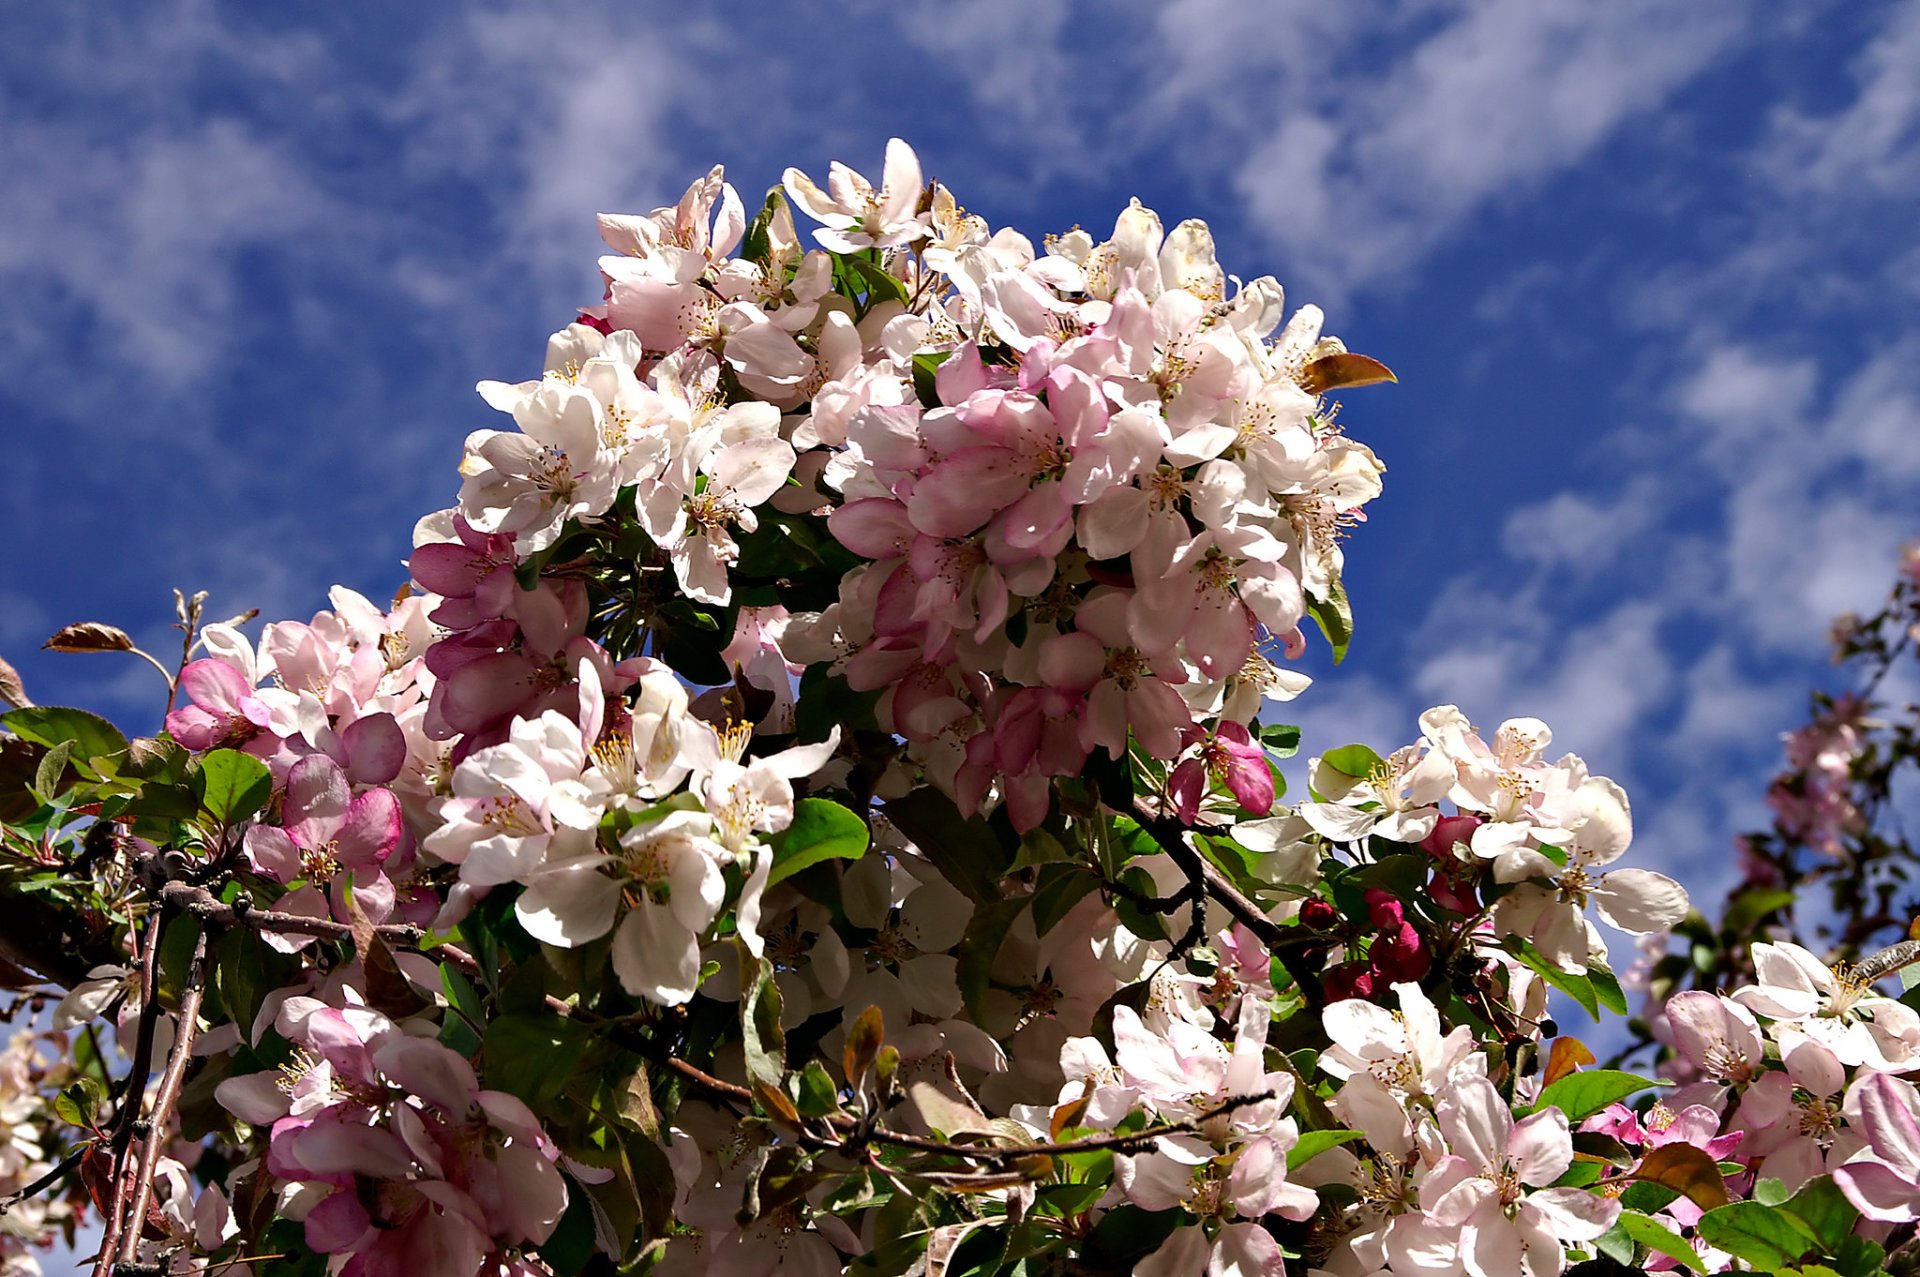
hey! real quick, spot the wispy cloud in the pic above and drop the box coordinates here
[1141,0,1752,296]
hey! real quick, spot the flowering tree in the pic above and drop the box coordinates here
[0,140,1916,1277]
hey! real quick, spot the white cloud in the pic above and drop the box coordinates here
[1500,478,1660,577]
[392,8,692,299]
[1215,0,1750,294]
[0,9,342,387]
[1764,0,1920,196]
[1410,596,1674,774]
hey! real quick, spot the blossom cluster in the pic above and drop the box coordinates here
[0,1030,64,1277]
[18,138,1916,1277]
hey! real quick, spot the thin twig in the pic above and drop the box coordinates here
[158,882,422,942]
[1127,802,1282,946]
[93,915,163,1277]
[117,930,207,1264]
[0,1146,86,1213]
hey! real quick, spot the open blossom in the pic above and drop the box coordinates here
[1323,982,1480,1159]
[782,137,928,252]
[243,753,404,950]
[1426,1075,1619,1277]
[1834,1071,1920,1222]
[166,656,274,752]
[1298,743,1453,844]
[458,380,625,552]
[1490,776,1689,969]
[421,709,591,892]
[1730,940,1920,1069]
[516,810,730,1005]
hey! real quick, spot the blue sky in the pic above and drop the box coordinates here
[3,0,1917,928]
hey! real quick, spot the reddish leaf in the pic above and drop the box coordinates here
[1300,352,1397,395]
[1545,1036,1598,1086]
[43,622,136,654]
[1633,1143,1731,1210]
[0,656,28,709]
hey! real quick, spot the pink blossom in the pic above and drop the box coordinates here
[165,657,274,752]
[1168,722,1273,823]
[243,754,403,951]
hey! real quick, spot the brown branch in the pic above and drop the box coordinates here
[0,1146,86,1213]
[1127,802,1284,948]
[854,1090,1279,1165]
[93,914,164,1277]
[117,930,207,1265]
[158,882,423,942]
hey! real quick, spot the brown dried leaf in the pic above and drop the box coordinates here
[1632,1142,1731,1210]
[1049,1093,1090,1141]
[1300,351,1398,395]
[344,891,426,1020]
[43,622,136,654]
[0,656,29,709]
[1544,1036,1597,1086]
[754,1080,801,1129]
[619,1061,661,1139]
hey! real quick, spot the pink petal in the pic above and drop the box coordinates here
[334,788,403,866]
[285,753,351,838]
[340,713,406,786]
[179,657,252,714]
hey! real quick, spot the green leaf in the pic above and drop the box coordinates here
[1615,1210,1707,1273]
[1618,1180,1679,1215]
[1783,1175,1859,1253]
[32,738,74,798]
[1321,743,1383,779]
[4,706,128,764]
[843,254,909,306]
[1084,1207,1182,1272]
[53,1077,105,1129]
[1696,1201,1821,1269]
[1259,723,1302,757]
[1722,887,1796,936]
[1508,938,1600,1019]
[883,788,1014,903]
[1595,1222,1635,1266]
[1536,1069,1659,1122]
[741,185,785,264]
[794,1061,839,1118]
[1307,578,1354,664]
[766,798,869,887]
[1287,1128,1363,1171]
[481,1012,592,1110]
[1589,962,1629,1016]
[1030,863,1098,936]
[741,953,786,1091]
[911,351,950,408]
[1552,1159,1605,1188]
[194,748,273,825]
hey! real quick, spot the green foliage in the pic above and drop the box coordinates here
[767,797,870,886]
[1536,1070,1660,1122]
[193,747,272,826]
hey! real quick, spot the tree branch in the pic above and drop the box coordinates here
[92,914,164,1277]
[158,882,423,942]
[117,929,207,1265]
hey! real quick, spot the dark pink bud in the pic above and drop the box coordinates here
[1299,899,1341,931]
[1363,888,1405,930]
[1322,961,1375,1002]
[1370,921,1430,983]
[1420,813,1483,860]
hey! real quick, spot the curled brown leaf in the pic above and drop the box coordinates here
[43,623,136,654]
